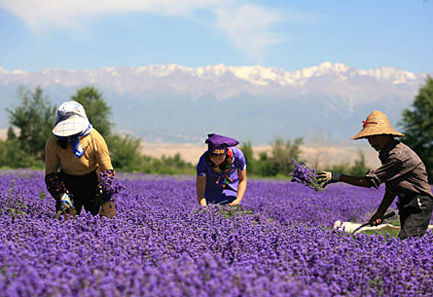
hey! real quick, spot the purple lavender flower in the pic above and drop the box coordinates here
[98,170,125,202]
[290,159,325,191]
[0,170,432,296]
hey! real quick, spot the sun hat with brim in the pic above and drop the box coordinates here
[52,101,90,137]
[351,110,404,140]
[205,133,239,155]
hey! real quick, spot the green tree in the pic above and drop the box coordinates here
[109,133,195,174]
[70,86,195,174]
[253,137,303,177]
[239,141,256,174]
[328,150,369,176]
[71,86,112,138]
[350,150,369,176]
[0,138,43,168]
[267,137,303,176]
[7,86,56,159]
[6,127,16,140]
[400,76,433,181]
[158,153,195,175]
[109,134,144,171]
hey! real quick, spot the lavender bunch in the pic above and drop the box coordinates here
[98,170,125,202]
[290,159,326,191]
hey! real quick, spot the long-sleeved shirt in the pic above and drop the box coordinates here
[197,146,246,204]
[365,140,433,199]
[45,129,113,176]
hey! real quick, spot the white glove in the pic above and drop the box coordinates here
[60,193,73,210]
[317,171,341,183]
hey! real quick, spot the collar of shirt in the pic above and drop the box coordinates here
[379,139,399,161]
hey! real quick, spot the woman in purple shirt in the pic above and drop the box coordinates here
[196,134,247,206]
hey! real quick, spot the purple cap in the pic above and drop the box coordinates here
[205,133,239,155]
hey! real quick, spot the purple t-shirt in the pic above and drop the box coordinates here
[197,147,246,204]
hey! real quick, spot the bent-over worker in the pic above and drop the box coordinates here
[45,101,116,218]
[318,110,433,239]
[196,134,247,206]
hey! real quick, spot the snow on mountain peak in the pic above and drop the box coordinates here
[0,62,426,93]
[136,64,192,77]
[297,62,353,78]
[358,66,418,84]
[319,61,333,69]
[228,65,284,86]
[0,67,27,75]
[97,62,422,87]
[196,64,229,77]
[12,70,27,75]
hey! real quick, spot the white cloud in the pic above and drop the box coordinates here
[0,0,226,30]
[214,4,286,62]
[0,0,287,62]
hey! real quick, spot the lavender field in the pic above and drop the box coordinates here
[1,171,433,296]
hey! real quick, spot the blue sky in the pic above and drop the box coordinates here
[0,0,432,73]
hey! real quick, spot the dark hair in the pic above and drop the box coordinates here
[206,149,234,171]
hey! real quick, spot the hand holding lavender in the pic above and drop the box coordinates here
[98,170,125,202]
[290,159,326,191]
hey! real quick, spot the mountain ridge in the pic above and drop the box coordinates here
[0,62,426,87]
[0,62,429,144]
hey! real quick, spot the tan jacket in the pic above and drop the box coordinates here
[45,129,113,176]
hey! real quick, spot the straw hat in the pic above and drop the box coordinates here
[351,110,404,140]
[53,101,90,137]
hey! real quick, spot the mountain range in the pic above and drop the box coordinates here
[0,62,430,144]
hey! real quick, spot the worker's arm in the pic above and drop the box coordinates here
[44,137,70,201]
[369,189,396,225]
[339,174,373,188]
[196,175,207,206]
[228,168,247,206]
[317,171,373,188]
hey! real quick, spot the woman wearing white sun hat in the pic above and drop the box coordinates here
[45,101,116,218]
[318,110,433,239]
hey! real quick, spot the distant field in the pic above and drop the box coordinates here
[0,128,381,168]
[139,141,381,168]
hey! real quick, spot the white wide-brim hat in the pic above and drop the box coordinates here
[52,101,90,137]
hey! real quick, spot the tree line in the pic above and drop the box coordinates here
[0,86,195,174]
[1,77,432,180]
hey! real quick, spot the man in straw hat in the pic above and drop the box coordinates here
[45,101,116,219]
[318,110,433,239]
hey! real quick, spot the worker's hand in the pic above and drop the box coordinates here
[317,171,341,184]
[59,193,73,210]
[95,188,116,204]
[227,199,241,206]
[198,197,207,206]
[369,212,384,226]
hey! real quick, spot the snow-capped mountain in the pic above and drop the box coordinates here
[0,63,430,143]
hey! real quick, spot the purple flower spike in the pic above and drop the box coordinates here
[290,159,325,191]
